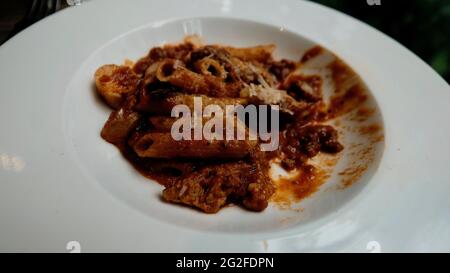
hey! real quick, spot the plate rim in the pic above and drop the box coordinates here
[1,0,450,252]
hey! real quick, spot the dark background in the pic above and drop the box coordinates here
[314,0,450,83]
[0,0,449,83]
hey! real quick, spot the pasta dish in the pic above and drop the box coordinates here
[94,36,349,213]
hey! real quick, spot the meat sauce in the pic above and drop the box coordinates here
[97,39,374,213]
[301,46,323,63]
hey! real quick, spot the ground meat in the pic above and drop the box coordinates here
[188,46,265,85]
[133,44,195,75]
[188,46,231,63]
[268,59,296,81]
[151,43,194,62]
[283,75,323,102]
[162,157,274,213]
[133,57,152,75]
[280,124,343,170]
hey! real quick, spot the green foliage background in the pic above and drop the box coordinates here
[312,0,450,83]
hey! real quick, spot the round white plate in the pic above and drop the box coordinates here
[1,0,449,252]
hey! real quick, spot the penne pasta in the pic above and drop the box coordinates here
[281,74,323,102]
[148,116,179,132]
[148,116,254,143]
[183,34,204,49]
[132,132,256,159]
[240,83,312,116]
[143,159,199,179]
[94,64,140,109]
[133,41,197,75]
[224,44,276,62]
[155,59,242,97]
[101,108,141,145]
[155,59,185,82]
[194,58,228,80]
[135,89,248,114]
[142,61,162,86]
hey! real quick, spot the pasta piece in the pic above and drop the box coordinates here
[142,61,163,87]
[225,55,273,86]
[101,108,141,145]
[148,116,178,132]
[248,63,277,87]
[133,56,152,76]
[135,89,248,114]
[148,116,253,143]
[140,159,200,180]
[155,59,185,82]
[123,59,134,68]
[194,58,228,80]
[155,59,242,97]
[148,116,218,132]
[240,83,312,116]
[282,74,323,102]
[150,43,195,62]
[132,133,257,159]
[94,64,140,109]
[268,59,297,81]
[133,41,196,75]
[183,35,204,49]
[224,44,275,62]
[188,45,231,64]
[188,46,263,85]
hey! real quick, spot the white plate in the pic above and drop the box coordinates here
[0,0,449,252]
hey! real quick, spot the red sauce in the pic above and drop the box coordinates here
[327,84,367,118]
[338,165,368,188]
[328,59,356,93]
[359,124,381,136]
[271,164,332,208]
[301,46,323,63]
[114,66,140,90]
[352,106,376,122]
[283,74,323,102]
